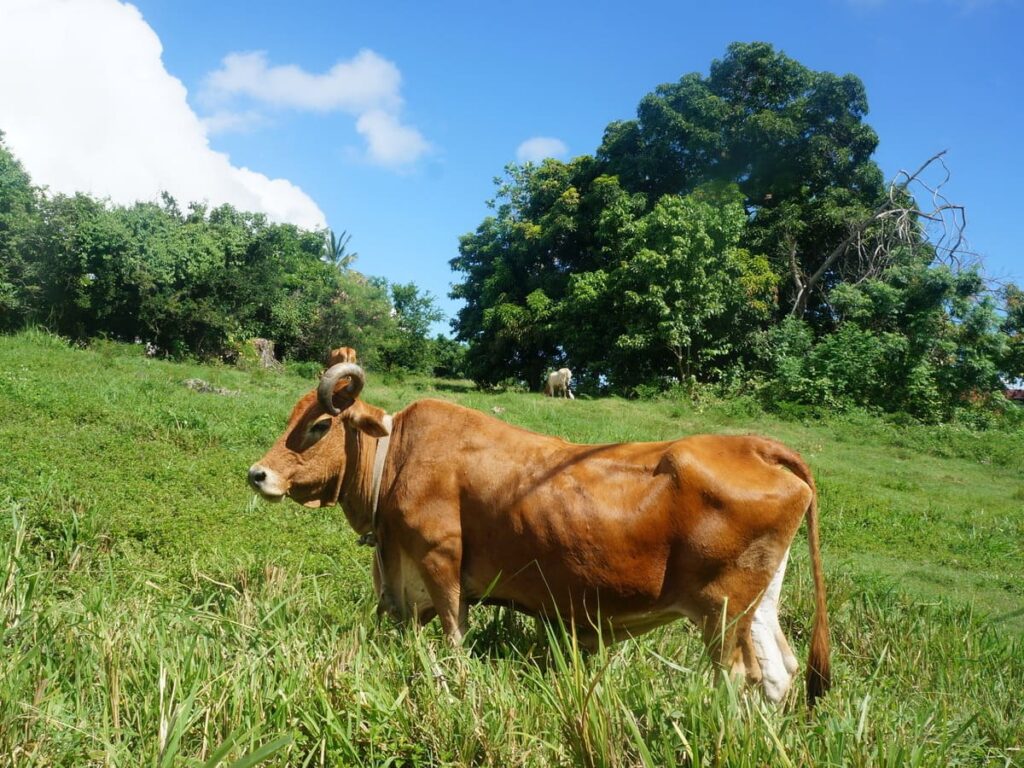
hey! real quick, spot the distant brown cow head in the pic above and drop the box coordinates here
[326,346,357,367]
[248,363,389,515]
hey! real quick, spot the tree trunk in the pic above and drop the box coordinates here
[251,338,282,370]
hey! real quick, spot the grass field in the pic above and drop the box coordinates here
[1,329,1021,766]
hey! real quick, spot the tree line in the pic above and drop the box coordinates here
[0,134,463,376]
[3,41,1022,423]
[450,42,1023,421]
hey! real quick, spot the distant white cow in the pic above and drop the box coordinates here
[544,367,574,399]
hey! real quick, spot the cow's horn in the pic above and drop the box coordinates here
[317,363,365,415]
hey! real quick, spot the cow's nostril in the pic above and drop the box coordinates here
[249,467,267,485]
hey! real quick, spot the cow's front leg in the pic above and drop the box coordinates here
[372,545,409,625]
[419,548,468,644]
[373,536,430,627]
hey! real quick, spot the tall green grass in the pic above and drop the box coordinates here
[1,329,1021,766]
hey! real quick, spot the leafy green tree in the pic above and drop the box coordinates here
[451,44,892,387]
[449,41,1018,418]
[761,263,1010,420]
[451,158,601,387]
[451,160,776,390]
[564,183,776,388]
[596,41,886,322]
[0,132,40,328]
[431,334,468,378]
[324,228,358,269]
[32,193,123,339]
[254,222,340,358]
[1000,283,1024,384]
[380,282,444,374]
[296,272,397,369]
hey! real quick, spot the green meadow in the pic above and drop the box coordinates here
[1,329,1021,766]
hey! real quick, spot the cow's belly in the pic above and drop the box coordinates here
[462,542,692,633]
[605,607,689,635]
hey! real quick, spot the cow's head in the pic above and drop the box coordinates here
[248,363,390,515]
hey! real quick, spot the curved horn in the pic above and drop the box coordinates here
[317,363,365,415]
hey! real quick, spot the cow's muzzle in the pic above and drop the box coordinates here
[248,464,286,501]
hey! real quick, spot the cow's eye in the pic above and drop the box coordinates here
[307,421,331,440]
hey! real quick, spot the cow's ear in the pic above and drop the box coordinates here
[346,402,391,438]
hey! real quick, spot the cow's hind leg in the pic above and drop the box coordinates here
[700,599,760,689]
[751,547,798,703]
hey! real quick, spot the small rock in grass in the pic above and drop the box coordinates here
[183,378,238,396]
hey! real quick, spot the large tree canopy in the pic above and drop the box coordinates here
[450,42,1019,419]
[597,41,886,319]
[452,42,887,388]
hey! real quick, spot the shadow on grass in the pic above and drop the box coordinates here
[430,380,480,394]
[465,605,552,664]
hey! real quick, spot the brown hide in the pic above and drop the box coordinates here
[326,346,358,367]
[249,391,830,706]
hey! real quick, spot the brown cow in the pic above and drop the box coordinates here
[248,363,831,705]
[326,346,358,367]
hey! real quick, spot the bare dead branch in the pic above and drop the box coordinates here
[788,239,804,296]
[789,150,974,317]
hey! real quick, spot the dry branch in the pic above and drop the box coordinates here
[789,150,974,317]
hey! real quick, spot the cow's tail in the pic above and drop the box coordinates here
[770,445,831,708]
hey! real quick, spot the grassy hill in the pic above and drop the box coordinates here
[1,329,1021,766]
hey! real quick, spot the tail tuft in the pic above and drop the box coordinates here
[806,619,831,707]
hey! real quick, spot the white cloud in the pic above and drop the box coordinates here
[203,50,403,114]
[356,110,433,167]
[517,137,569,163]
[0,0,325,229]
[201,110,266,136]
[202,49,432,168]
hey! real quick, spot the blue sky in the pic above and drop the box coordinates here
[2,0,1021,330]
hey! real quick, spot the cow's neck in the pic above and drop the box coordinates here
[339,420,392,535]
